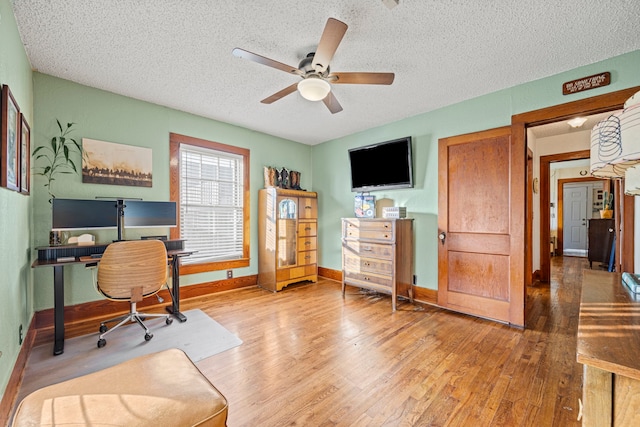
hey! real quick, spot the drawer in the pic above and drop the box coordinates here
[343,225,394,241]
[344,270,393,289]
[344,253,392,275]
[299,197,318,219]
[298,250,317,266]
[277,264,316,281]
[298,221,317,237]
[342,240,394,260]
[344,218,394,231]
[298,236,317,251]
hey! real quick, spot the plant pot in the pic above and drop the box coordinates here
[600,209,613,219]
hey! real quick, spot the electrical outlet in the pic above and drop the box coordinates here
[227,270,233,279]
[19,324,23,345]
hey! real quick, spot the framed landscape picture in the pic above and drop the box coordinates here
[20,113,30,194]
[82,138,153,187]
[1,85,21,192]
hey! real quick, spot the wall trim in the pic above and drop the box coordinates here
[34,275,258,330]
[413,286,438,305]
[0,318,36,426]
[318,266,342,282]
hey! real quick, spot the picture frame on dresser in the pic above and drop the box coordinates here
[20,113,30,194]
[1,84,21,192]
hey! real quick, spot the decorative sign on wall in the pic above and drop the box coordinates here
[82,138,152,187]
[563,72,610,95]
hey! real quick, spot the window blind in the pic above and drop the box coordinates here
[180,144,244,264]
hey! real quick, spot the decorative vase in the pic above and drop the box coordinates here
[600,209,613,219]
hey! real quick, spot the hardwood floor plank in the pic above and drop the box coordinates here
[12,256,588,426]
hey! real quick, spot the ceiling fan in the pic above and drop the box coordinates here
[232,18,395,114]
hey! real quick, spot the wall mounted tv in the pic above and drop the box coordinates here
[348,136,414,192]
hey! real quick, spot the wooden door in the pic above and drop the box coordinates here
[562,184,588,255]
[438,126,524,326]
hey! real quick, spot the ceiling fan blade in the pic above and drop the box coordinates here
[312,18,348,73]
[232,48,302,75]
[323,92,343,114]
[261,83,299,104]
[329,72,395,85]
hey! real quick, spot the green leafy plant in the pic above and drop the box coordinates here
[33,120,85,201]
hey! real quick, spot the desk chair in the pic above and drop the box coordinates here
[94,240,173,348]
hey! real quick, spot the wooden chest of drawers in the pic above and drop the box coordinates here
[341,218,414,311]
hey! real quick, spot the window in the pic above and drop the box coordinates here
[170,133,250,274]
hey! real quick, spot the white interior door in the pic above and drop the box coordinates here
[563,184,588,256]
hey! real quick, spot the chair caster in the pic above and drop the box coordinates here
[144,333,153,341]
[99,324,108,333]
[97,338,106,348]
[166,317,173,325]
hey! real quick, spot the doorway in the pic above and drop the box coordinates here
[556,175,604,257]
[562,183,589,256]
[513,86,639,291]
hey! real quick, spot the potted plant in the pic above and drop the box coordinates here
[32,119,85,202]
[600,191,613,218]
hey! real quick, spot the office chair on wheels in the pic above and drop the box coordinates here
[94,239,173,348]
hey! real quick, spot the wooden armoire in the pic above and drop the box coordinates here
[258,188,318,291]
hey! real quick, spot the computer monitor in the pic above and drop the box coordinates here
[124,200,177,228]
[51,199,119,230]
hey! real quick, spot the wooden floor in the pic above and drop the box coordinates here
[16,256,588,426]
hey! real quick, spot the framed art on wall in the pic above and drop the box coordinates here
[20,113,30,194]
[1,85,21,192]
[82,138,153,187]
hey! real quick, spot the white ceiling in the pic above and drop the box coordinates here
[10,0,640,145]
[529,111,617,139]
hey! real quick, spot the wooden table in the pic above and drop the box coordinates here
[577,270,640,426]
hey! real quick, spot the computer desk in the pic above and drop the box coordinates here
[31,240,192,356]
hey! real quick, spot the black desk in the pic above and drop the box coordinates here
[32,240,191,356]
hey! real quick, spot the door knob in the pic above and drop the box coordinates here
[439,232,446,245]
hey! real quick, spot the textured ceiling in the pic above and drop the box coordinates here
[10,0,640,145]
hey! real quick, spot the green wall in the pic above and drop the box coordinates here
[0,0,34,401]
[32,73,313,309]
[312,50,640,290]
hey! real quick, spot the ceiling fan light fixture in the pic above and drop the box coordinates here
[297,77,331,101]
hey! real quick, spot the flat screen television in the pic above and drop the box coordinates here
[348,136,413,192]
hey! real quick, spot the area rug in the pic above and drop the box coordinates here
[18,309,242,399]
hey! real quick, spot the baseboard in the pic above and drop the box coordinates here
[532,270,541,283]
[0,318,36,426]
[34,274,258,330]
[413,285,438,305]
[318,266,342,282]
